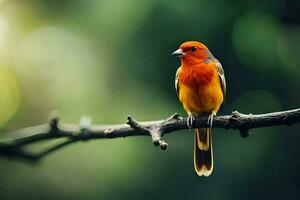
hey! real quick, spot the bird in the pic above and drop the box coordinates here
[172,41,226,177]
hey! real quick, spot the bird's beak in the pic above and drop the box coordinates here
[172,49,184,57]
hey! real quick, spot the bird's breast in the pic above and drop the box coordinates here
[179,65,214,88]
[178,65,223,114]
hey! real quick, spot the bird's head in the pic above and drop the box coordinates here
[172,41,211,64]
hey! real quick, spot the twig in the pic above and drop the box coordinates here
[0,108,299,161]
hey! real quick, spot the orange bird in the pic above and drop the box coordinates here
[173,41,226,176]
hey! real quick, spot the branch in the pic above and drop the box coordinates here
[0,108,299,162]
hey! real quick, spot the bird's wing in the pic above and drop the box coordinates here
[175,67,182,97]
[215,60,226,100]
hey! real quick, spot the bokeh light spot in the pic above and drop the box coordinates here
[0,15,8,50]
[12,26,111,117]
[277,25,300,75]
[232,14,281,71]
[0,66,20,127]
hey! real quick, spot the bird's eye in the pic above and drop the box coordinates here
[191,47,197,52]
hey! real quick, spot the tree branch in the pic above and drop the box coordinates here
[0,108,299,161]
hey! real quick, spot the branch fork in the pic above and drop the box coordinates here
[127,116,168,150]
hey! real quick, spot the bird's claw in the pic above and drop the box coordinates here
[187,113,195,129]
[207,112,216,128]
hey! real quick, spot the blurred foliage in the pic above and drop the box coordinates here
[0,0,299,199]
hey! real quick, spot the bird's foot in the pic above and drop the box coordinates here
[187,112,195,129]
[207,112,216,128]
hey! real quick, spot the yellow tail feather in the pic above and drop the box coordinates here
[194,128,213,177]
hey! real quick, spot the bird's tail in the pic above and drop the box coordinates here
[194,128,213,177]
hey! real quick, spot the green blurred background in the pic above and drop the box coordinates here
[0,0,299,199]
